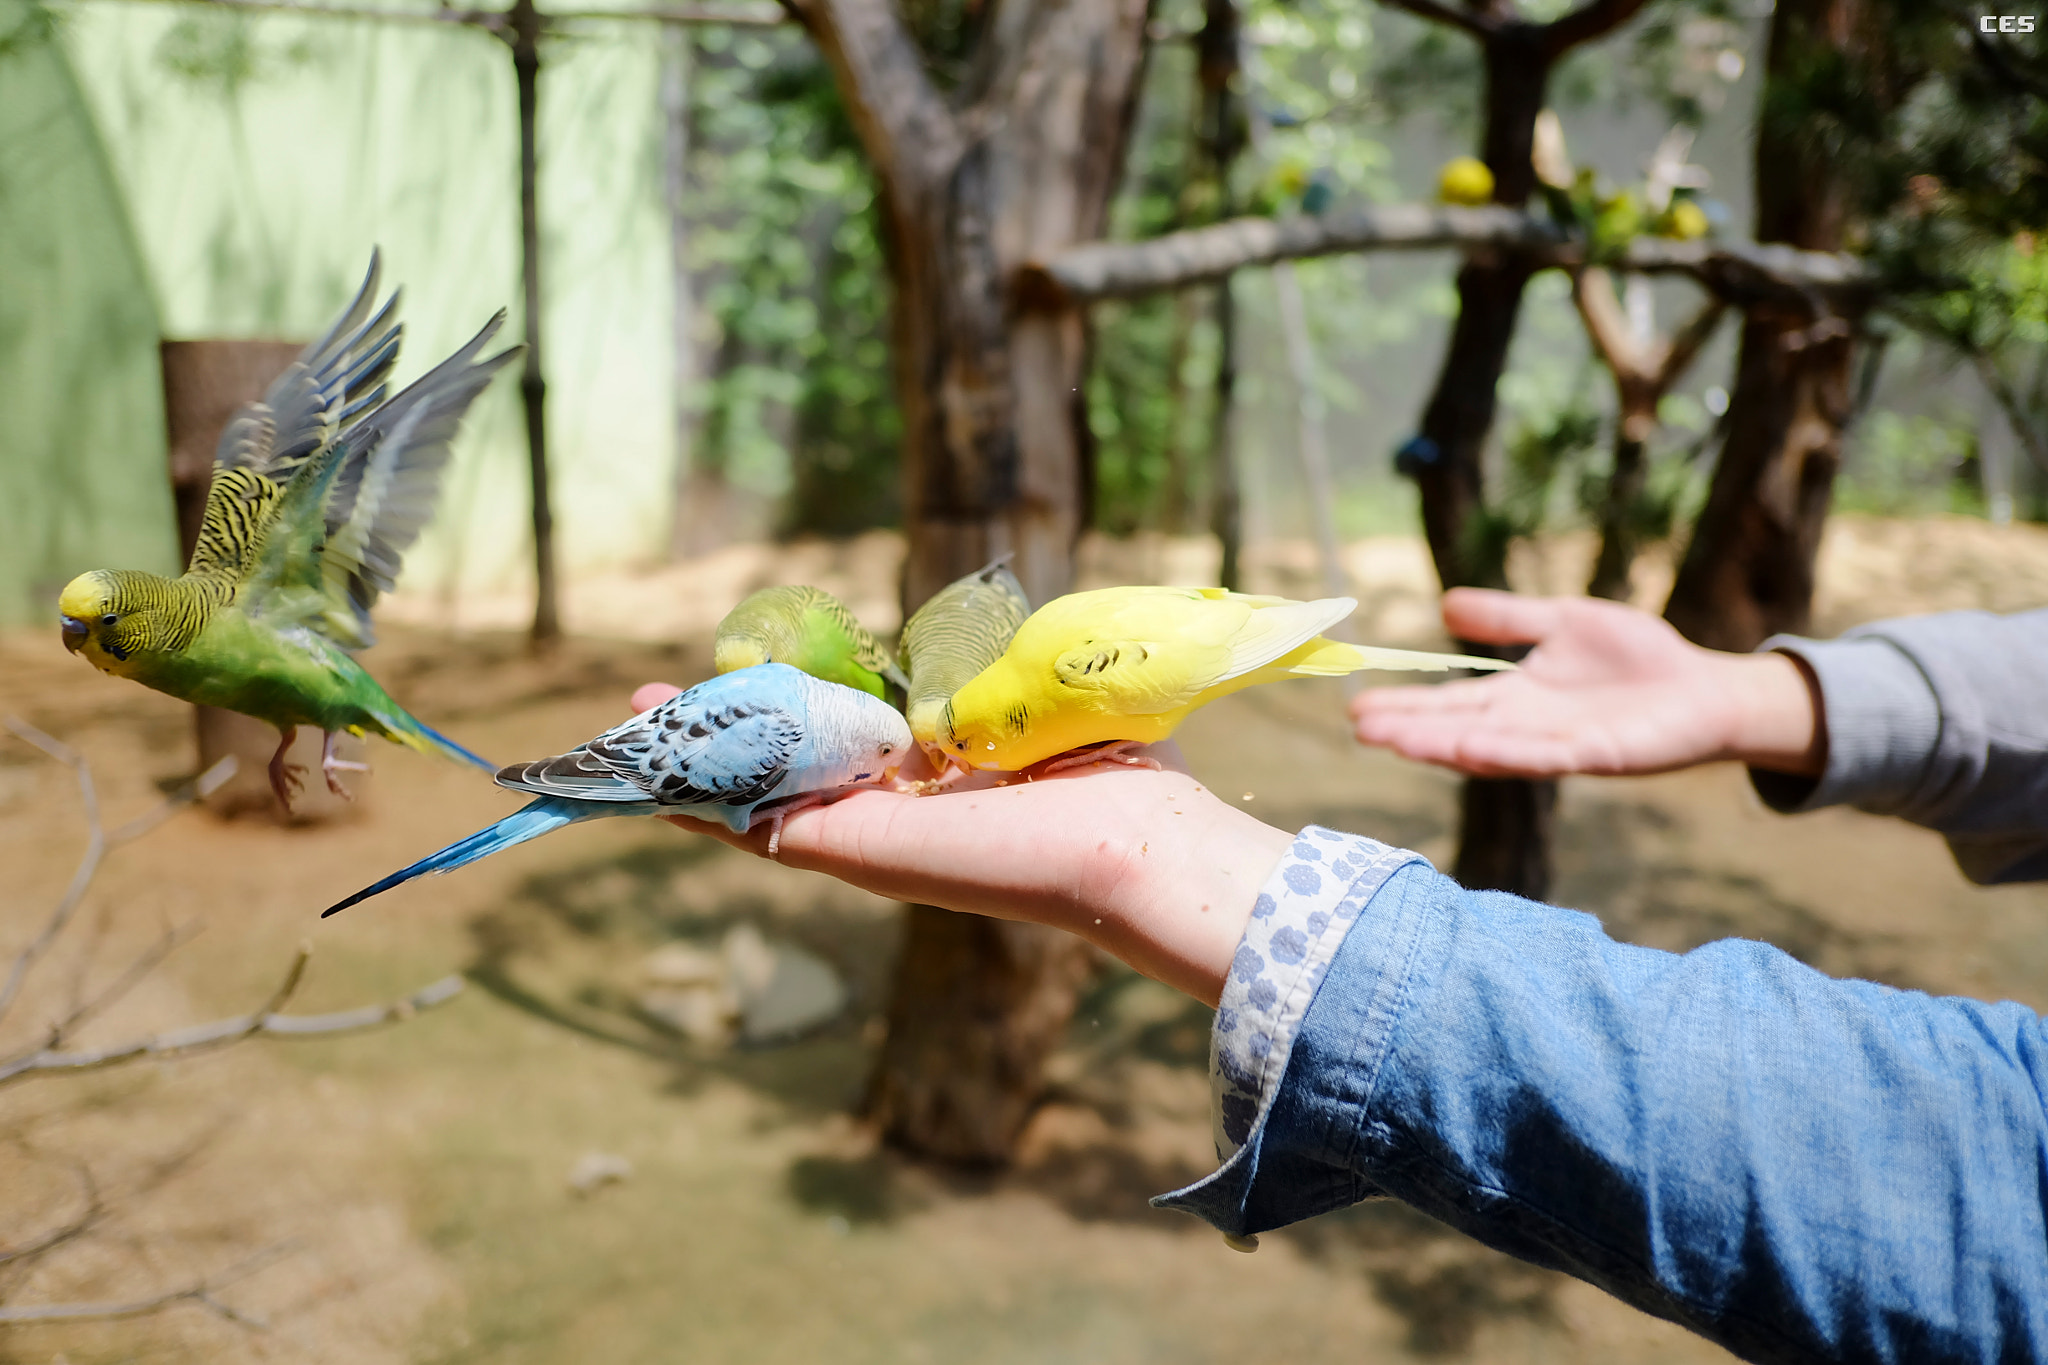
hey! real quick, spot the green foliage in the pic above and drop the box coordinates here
[1087,293,1223,534]
[0,0,55,61]
[1861,11,2048,480]
[1464,384,1604,584]
[1839,411,1984,515]
[689,30,898,535]
[153,9,317,101]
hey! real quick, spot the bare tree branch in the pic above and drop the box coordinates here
[1573,266,1654,379]
[0,719,235,1031]
[1020,205,1873,314]
[1656,293,1731,392]
[1539,0,1651,59]
[69,0,789,30]
[1374,0,1497,40]
[42,924,206,1058]
[0,1244,292,1328]
[0,1166,101,1270]
[0,958,464,1087]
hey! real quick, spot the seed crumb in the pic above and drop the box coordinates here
[1241,792,1255,802]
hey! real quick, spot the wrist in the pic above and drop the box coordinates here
[1087,783,1293,1007]
[1715,650,1826,777]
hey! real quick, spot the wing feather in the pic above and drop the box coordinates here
[241,308,518,647]
[496,690,804,809]
[189,252,403,579]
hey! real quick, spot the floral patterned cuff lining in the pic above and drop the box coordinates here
[1210,826,1428,1163]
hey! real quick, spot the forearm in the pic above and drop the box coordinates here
[666,762,1292,1005]
[1163,840,2048,1359]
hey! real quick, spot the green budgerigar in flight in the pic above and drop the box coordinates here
[713,584,910,702]
[898,556,1031,765]
[58,252,516,809]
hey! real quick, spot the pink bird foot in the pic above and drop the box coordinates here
[268,725,306,812]
[1039,740,1164,776]
[322,731,370,800]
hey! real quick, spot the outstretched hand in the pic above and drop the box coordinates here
[628,682,1292,1005]
[1348,589,1825,780]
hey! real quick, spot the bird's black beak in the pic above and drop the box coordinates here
[59,615,88,654]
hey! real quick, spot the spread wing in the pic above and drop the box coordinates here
[241,310,519,648]
[1050,591,1356,712]
[496,691,805,809]
[187,252,403,580]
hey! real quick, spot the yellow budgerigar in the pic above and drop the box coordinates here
[936,586,1514,772]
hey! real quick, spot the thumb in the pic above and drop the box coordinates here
[1440,588,1564,647]
[630,681,685,715]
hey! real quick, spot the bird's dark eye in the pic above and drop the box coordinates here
[880,745,894,756]
[100,614,118,627]
[955,741,967,751]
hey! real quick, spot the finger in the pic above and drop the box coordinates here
[631,681,685,714]
[1350,675,1508,720]
[1439,588,1565,647]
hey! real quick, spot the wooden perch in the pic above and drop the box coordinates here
[1020,205,1873,314]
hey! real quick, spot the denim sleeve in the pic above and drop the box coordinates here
[1157,830,2048,1364]
[1749,608,2048,884]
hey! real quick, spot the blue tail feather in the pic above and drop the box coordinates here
[323,798,582,916]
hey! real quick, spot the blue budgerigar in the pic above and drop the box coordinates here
[323,663,911,916]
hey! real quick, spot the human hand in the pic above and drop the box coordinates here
[1348,589,1825,780]
[629,682,1293,1005]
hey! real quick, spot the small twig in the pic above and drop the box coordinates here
[0,966,465,1086]
[0,1243,293,1328]
[0,720,231,1033]
[42,922,206,1054]
[0,1166,101,1270]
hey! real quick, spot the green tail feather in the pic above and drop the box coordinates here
[383,713,496,771]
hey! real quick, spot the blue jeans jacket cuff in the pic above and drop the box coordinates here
[1152,844,1439,1237]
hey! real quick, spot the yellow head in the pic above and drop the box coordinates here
[932,662,1052,772]
[712,634,771,675]
[57,570,174,675]
[905,697,950,767]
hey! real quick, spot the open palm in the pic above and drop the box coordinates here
[1349,589,1822,779]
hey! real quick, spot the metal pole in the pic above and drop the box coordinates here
[512,0,560,644]
[661,21,699,558]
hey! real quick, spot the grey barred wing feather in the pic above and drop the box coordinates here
[241,307,518,649]
[497,693,805,810]
[306,313,518,647]
[189,252,402,580]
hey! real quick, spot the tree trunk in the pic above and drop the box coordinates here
[1663,0,1883,650]
[791,0,1149,1163]
[1195,0,1245,589]
[864,907,1096,1163]
[1587,426,1649,601]
[1410,23,1553,898]
[160,339,355,822]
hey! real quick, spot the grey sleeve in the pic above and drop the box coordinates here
[1748,609,2048,885]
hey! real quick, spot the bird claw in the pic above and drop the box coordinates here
[268,726,304,813]
[1039,741,1163,776]
[321,733,369,801]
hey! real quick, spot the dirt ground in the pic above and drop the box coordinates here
[3,514,2046,1364]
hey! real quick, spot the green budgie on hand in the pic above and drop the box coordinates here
[898,557,1030,764]
[713,585,910,702]
[57,252,517,810]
